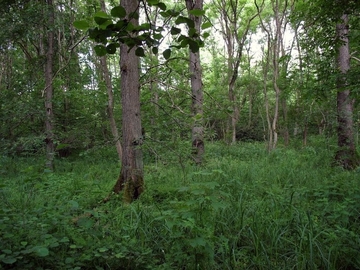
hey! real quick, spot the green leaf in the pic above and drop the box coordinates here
[155,2,167,11]
[189,40,199,53]
[188,28,198,37]
[152,47,158,54]
[111,6,126,18]
[159,11,171,18]
[147,0,159,4]
[153,33,163,40]
[68,200,79,209]
[98,247,108,253]
[188,9,205,16]
[99,20,113,30]
[106,43,117,54]
[77,217,94,229]
[201,21,212,30]
[170,26,181,35]
[186,18,195,28]
[34,247,49,257]
[129,12,139,20]
[202,32,210,39]
[94,45,107,56]
[73,20,89,30]
[135,47,145,57]
[94,11,110,19]
[138,23,151,31]
[1,257,17,264]
[163,48,171,60]
[126,22,135,31]
[175,16,188,25]
[94,17,109,26]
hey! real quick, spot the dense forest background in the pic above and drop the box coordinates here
[1,0,359,165]
[1,0,360,269]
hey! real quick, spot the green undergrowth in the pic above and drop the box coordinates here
[1,137,360,269]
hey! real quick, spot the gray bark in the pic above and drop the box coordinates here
[186,0,204,164]
[335,13,359,169]
[113,0,144,201]
[44,0,55,171]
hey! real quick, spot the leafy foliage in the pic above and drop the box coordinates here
[74,1,209,57]
[1,141,360,269]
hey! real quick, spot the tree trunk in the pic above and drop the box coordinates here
[99,0,122,162]
[113,0,144,202]
[44,0,55,171]
[186,0,204,165]
[334,13,359,169]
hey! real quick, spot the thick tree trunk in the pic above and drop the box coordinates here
[113,0,144,202]
[44,0,55,171]
[186,0,204,165]
[334,13,359,169]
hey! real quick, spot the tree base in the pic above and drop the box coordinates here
[334,149,360,170]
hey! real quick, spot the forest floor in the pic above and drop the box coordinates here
[1,136,360,269]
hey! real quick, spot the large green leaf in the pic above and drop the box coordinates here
[152,47,158,54]
[94,11,110,19]
[189,39,199,53]
[94,45,107,56]
[34,247,49,257]
[135,47,145,57]
[155,2,167,11]
[106,43,118,54]
[188,9,205,16]
[163,48,171,59]
[170,26,181,35]
[201,21,212,30]
[73,20,89,30]
[111,6,126,18]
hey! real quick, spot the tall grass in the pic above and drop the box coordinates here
[0,137,359,269]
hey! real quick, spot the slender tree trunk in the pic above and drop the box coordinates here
[186,0,204,165]
[334,13,359,169]
[262,38,272,151]
[100,55,123,161]
[99,0,122,162]
[113,0,144,202]
[44,0,55,171]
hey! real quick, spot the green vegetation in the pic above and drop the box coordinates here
[1,138,359,269]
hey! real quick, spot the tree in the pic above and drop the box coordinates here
[293,0,359,168]
[334,9,359,169]
[185,0,205,164]
[257,0,293,150]
[214,0,259,144]
[44,0,55,171]
[113,0,144,202]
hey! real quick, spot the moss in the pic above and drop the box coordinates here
[123,176,144,203]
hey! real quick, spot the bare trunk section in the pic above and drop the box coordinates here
[44,0,55,171]
[186,0,204,165]
[335,13,359,169]
[113,0,144,202]
[100,55,123,161]
[99,0,122,162]
[262,36,272,151]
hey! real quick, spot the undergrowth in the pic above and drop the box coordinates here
[0,137,359,269]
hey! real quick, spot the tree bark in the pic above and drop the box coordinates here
[334,13,359,169]
[113,0,144,202]
[185,0,204,165]
[44,0,55,171]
